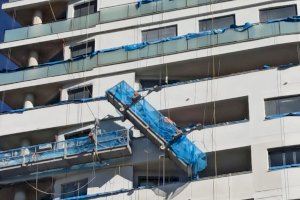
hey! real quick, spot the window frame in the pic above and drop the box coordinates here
[61,178,88,199]
[268,146,300,170]
[74,0,97,18]
[264,94,300,117]
[141,25,178,42]
[70,41,95,58]
[67,84,93,101]
[198,14,236,32]
[259,5,298,22]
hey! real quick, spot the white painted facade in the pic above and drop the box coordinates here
[0,0,300,199]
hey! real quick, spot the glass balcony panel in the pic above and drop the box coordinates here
[28,24,51,38]
[72,16,88,31]
[69,59,85,73]
[84,55,98,70]
[0,71,24,85]
[98,50,128,65]
[187,0,210,7]
[87,12,100,28]
[51,20,72,34]
[47,62,69,77]
[279,21,300,35]
[163,38,188,54]
[100,5,128,23]
[160,0,187,12]
[4,27,28,42]
[218,29,249,44]
[23,67,48,81]
[248,23,280,39]
[128,4,140,18]
[127,49,140,60]
[139,2,157,15]
[145,44,159,58]
[187,35,217,50]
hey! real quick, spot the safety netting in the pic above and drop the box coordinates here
[107,81,206,176]
[0,129,128,168]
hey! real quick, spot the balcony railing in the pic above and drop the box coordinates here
[0,129,130,169]
[3,0,232,42]
[0,20,299,86]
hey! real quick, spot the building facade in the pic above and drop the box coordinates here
[0,0,300,199]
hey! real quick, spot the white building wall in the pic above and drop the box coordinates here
[0,0,300,200]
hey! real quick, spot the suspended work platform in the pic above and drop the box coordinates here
[0,129,131,177]
[106,81,207,177]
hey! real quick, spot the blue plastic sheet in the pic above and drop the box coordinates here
[266,16,300,23]
[136,0,160,8]
[107,81,207,176]
[230,22,253,32]
[270,163,300,171]
[265,112,300,120]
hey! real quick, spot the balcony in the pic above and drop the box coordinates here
[0,129,131,176]
[3,0,232,42]
[0,20,299,86]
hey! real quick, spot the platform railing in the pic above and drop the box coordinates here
[0,129,129,169]
[0,21,299,86]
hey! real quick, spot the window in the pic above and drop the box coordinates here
[269,146,300,169]
[265,95,300,116]
[260,5,297,22]
[68,85,93,101]
[70,41,95,58]
[199,15,235,32]
[199,146,252,178]
[74,1,97,18]
[61,178,88,199]
[137,176,179,187]
[139,79,180,89]
[142,25,177,42]
[65,129,91,140]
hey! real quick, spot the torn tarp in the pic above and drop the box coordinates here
[230,22,253,32]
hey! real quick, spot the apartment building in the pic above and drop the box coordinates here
[0,0,300,199]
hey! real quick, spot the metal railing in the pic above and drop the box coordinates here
[3,0,232,42]
[0,21,299,86]
[0,129,129,169]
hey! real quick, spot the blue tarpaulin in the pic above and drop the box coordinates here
[265,112,300,120]
[107,81,207,176]
[136,0,160,8]
[266,16,300,23]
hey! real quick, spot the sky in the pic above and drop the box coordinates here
[0,0,19,111]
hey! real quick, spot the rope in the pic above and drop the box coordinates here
[26,176,96,196]
[26,155,97,196]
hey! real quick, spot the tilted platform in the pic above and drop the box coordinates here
[0,129,131,177]
[106,81,206,177]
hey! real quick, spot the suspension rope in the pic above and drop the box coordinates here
[26,154,97,196]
